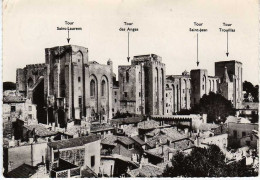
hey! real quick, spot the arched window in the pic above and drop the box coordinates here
[101,80,106,96]
[90,80,95,97]
[28,77,33,88]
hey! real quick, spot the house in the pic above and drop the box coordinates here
[227,122,258,148]
[90,123,115,138]
[47,135,101,175]
[3,97,37,139]
[3,141,48,174]
[101,135,143,160]
[100,135,143,177]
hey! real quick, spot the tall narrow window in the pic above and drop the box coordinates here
[90,80,95,97]
[126,71,129,83]
[11,106,16,112]
[79,97,82,107]
[91,156,95,167]
[78,77,81,82]
[101,80,106,96]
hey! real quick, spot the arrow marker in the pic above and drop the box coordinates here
[196,33,199,66]
[67,28,70,43]
[226,31,229,57]
[127,31,130,62]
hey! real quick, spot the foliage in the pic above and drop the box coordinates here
[243,81,259,102]
[194,92,235,123]
[3,81,16,91]
[112,111,133,119]
[163,145,258,177]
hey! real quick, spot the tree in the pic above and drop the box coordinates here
[163,145,257,177]
[243,81,259,102]
[194,92,235,123]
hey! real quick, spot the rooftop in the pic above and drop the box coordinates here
[6,163,38,178]
[215,60,242,65]
[48,134,100,150]
[128,163,164,177]
[3,96,26,103]
[101,134,118,146]
[131,135,146,146]
[146,128,187,148]
[90,123,114,133]
[117,136,135,145]
[24,124,58,137]
[138,120,160,130]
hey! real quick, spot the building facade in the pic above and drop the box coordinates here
[16,45,113,127]
[118,54,165,116]
[215,60,243,109]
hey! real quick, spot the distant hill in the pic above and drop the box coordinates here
[3,82,16,91]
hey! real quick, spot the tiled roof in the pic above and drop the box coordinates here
[128,164,164,177]
[101,134,118,146]
[131,136,146,146]
[48,135,100,150]
[112,144,132,158]
[90,124,114,133]
[101,135,135,146]
[6,163,38,178]
[138,120,160,129]
[146,128,187,148]
[3,96,26,103]
[117,136,135,145]
[123,125,138,136]
[146,129,160,137]
[145,145,178,159]
[24,124,58,137]
[146,134,171,148]
[168,139,195,150]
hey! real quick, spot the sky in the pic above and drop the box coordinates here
[3,0,259,85]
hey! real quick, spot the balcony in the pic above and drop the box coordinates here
[50,158,81,178]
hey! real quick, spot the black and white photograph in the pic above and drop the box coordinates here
[1,0,259,178]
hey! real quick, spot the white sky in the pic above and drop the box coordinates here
[3,0,259,85]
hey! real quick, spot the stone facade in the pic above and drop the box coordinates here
[190,69,220,107]
[16,45,243,124]
[117,54,165,115]
[166,72,191,113]
[16,45,113,127]
[3,98,37,138]
[16,64,46,96]
[215,60,243,109]
[112,86,120,117]
[118,64,145,115]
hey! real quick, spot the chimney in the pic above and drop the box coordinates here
[144,134,147,142]
[184,128,189,137]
